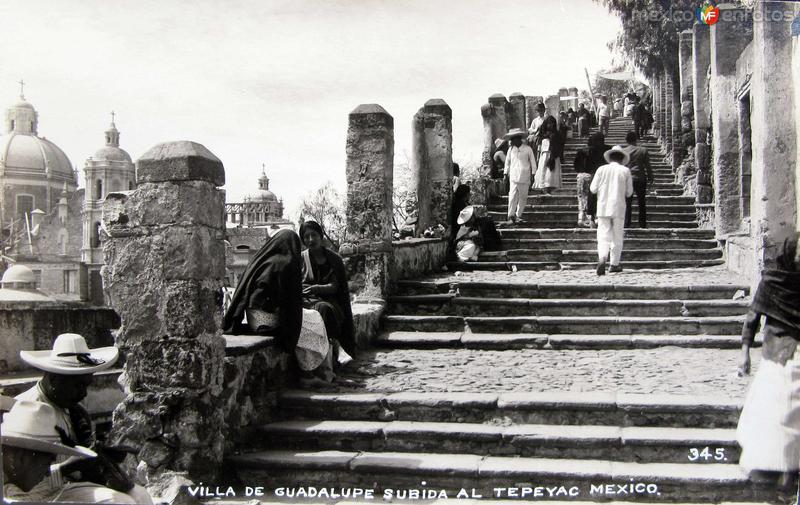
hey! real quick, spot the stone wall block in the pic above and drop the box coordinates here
[412,99,453,237]
[126,182,225,229]
[507,93,526,130]
[544,95,560,117]
[161,280,221,338]
[162,226,225,281]
[124,335,224,391]
[137,141,225,186]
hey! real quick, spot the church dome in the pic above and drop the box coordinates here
[93,145,132,163]
[13,100,35,111]
[0,133,74,179]
[246,188,278,202]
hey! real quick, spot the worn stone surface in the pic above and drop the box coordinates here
[137,141,225,186]
[710,6,753,237]
[568,87,579,111]
[343,105,394,300]
[507,93,526,130]
[411,100,453,238]
[524,96,543,130]
[102,141,227,485]
[352,302,385,350]
[693,25,712,144]
[544,95,560,118]
[749,1,799,273]
[795,15,800,230]
[679,30,694,149]
[391,238,447,281]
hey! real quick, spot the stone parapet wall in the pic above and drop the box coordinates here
[391,238,447,281]
[724,234,756,287]
[695,204,715,230]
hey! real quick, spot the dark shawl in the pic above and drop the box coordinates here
[303,246,356,355]
[751,233,800,333]
[574,133,610,175]
[222,229,303,351]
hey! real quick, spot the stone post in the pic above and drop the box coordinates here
[568,87,579,110]
[342,104,394,300]
[710,5,753,237]
[102,142,227,487]
[679,30,695,149]
[411,99,453,238]
[663,71,674,158]
[507,93,526,130]
[794,8,800,230]
[544,95,560,117]
[693,23,713,203]
[652,78,660,138]
[671,69,685,169]
[558,88,569,114]
[481,95,509,185]
[750,1,798,269]
[525,96,544,129]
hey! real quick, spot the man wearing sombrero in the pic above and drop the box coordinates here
[503,127,536,224]
[16,333,152,503]
[2,400,97,501]
[590,145,634,275]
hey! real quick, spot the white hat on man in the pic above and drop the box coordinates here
[20,333,119,375]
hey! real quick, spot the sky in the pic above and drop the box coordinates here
[0,0,621,219]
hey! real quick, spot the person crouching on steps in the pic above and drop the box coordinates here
[590,145,633,276]
[454,206,483,262]
[503,128,535,224]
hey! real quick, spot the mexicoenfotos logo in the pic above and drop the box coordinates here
[696,0,720,25]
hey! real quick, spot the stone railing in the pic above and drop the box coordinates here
[391,237,448,281]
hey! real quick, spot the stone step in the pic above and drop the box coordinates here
[494,221,700,229]
[387,297,747,318]
[489,211,698,222]
[492,195,696,206]
[254,420,740,464]
[376,331,742,350]
[228,450,766,502]
[448,258,725,271]
[382,314,745,335]
[393,281,749,300]
[477,249,722,263]
[488,204,697,214]
[274,391,743,428]
[497,228,715,239]
[497,238,719,251]
[526,188,687,196]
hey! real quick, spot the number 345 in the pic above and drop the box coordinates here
[688,447,727,461]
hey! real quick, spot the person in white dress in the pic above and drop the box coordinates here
[533,116,564,195]
[503,128,536,224]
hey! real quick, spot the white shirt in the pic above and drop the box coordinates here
[504,144,536,184]
[598,103,609,118]
[528,116,544,136]
[590,161,633,218]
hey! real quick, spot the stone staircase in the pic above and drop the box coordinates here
[225,118,764,503]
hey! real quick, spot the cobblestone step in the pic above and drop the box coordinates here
[393,281,748,300]
[387,297,748,318]
[448,258,725,271]
[275,391,742,428]
[478,249,722,263]
[254,420,740,464]
[494,195,696,205]
[383,315,744,335]
[498,238,719,250]
[488,204,697,214]
[490,211,699,223]
[497,228,716,239]
[376,331,742,350]
[492,220,700,229]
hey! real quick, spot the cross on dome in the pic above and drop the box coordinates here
[18,79,25,100]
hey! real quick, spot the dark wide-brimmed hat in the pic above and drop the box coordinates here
[21,333,118,375]
[603,145,630,166]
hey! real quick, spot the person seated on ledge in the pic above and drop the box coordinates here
[17,333,152,504]
[222,229,339,387]
[454,206,483,262]
[299,220,356,359]
[3,400,100,502]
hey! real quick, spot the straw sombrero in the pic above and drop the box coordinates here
[20,333,119,375]
[503,128,527,139]
[603,145,631,166]
[457,206,475,225]
[2,401,96,458]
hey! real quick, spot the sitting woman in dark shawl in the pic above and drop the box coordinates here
[449,184,501,261]
[222,228,303,351]
[736,232,800,502]
[299,220,356,357]
[222,229,335,385]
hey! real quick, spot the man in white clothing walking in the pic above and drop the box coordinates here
[590,145,633,275]
[503,128,536,224]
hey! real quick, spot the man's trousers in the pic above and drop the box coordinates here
[596,215,625,265]
[508,182,530,220]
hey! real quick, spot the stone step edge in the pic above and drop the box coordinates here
[394,281,749,294]
[228,450,748,483]
[375,331,745,349]
[384,315,745,324]
[388,295,749,307]
[258,420,738,447]
[451,260,725,270]
[277,390,743,414]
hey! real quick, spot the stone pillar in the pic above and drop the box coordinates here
[544,95,560,117]
[525,95,543,129]
[507,93,526,130]
[487,94,509,146]
[671,69,685,169]
[568,87,579,110]
[693,23,713,203]
[710,5,753,237]
[794,11,800,230]
[102,142,227,486]
[679,30,695,149]
[663,71,674,157]
[481,94,509,179]
[652,78,660,138]
[750,1,798,269]
[342,104,394,300]
[411,99,453,238]
[558,87,569,113]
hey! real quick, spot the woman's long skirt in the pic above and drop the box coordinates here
[534,154,562,190]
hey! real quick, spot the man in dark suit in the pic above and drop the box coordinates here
[623,131,654,228]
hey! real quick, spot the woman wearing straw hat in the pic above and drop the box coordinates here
[2,400,108,502]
